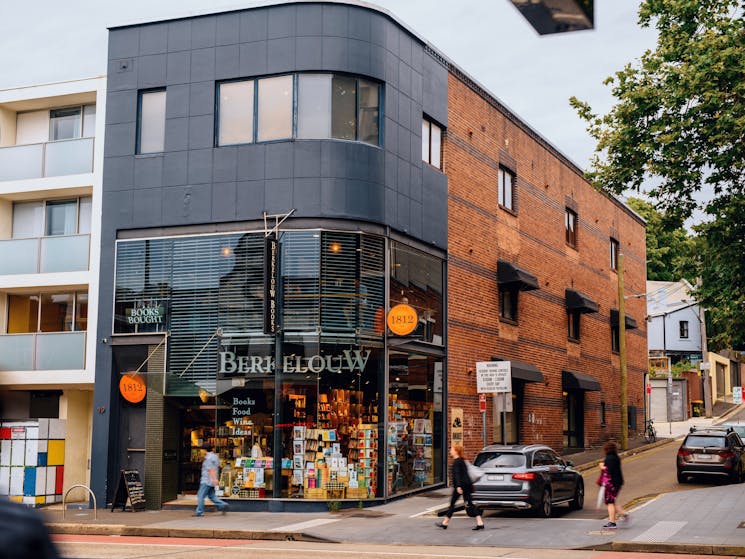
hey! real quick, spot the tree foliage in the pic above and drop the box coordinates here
[570,0,745,225]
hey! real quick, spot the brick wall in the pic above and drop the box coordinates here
[444,72,647,456]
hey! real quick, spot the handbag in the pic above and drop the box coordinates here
[595,485,606,511]
[466,460,485,484]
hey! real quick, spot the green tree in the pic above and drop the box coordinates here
[570,0,745,225]
[625,197,695,282]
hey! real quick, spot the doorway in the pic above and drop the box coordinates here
[562,391,583,449]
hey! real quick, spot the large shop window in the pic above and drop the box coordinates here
[217,74,381,146]
[7,292,87,333]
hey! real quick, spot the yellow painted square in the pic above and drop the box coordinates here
[36,496,45,505]
[47,440,65,466]
[9,496,22,503]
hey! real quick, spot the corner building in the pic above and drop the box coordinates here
[92,1,646,509]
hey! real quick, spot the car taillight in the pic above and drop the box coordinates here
[719,450,735,459]
[512,472,536,481]
[677,448,692,457]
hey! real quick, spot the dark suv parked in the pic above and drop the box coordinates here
[676,427,745,483]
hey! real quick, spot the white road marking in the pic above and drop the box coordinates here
[632,520,687,542]
[409,502,450,518]
[269,517,340,531]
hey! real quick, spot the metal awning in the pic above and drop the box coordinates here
[497,260,539,291]
[562,370,601,392]
[491,356,544,383]
[565,289,598,313]
[611,309,638,330]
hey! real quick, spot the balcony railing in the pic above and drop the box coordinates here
[0,234,90,275]
[0,332,86,371]
[0,137,94,181]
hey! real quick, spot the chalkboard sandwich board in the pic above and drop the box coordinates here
[111,469,146,512]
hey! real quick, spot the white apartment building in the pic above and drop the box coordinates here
[647,279,703,366]
[0,77,104,505]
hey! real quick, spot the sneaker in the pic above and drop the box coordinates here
[221,504,229,515]
[618,514,631,526]
[192,513,204,517]
[602,522,617,529]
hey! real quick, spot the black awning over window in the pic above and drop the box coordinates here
[497,260,539,291]
[562,370,601,391]
[611,309,638,330]
[491,356,544,383]
[565,289,598,313]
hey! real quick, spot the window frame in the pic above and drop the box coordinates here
[567,310,581,342]
[679,320,689,339]
[611,320,620,353]
[497,165,515,212]
[610,237,619,271]
[565,208,578,248]
[499,286,519,323]
[6,291,88,334]
[421,116,442,170]
[136,88,167,155]
[12,196,92,239]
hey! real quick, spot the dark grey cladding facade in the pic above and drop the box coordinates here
[92,2,448,504]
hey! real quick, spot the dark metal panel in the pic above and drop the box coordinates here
[562,370,601,392]
[565,288,599,313]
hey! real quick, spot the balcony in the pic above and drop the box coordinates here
[0,332,86,371]
[0,235,90,275]
[0,137,94,181]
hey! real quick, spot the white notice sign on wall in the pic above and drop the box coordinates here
[476,361,511,393]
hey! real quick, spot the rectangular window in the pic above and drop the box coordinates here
[498,166,515,211]
[7,292,86,333]
[499,288,518,322]
[422,117,442,169]
[78,196,92,235]
[297,74,332,139]
[45,200,77,236]
[40,293,74,332]
[82,104,97,138]
[610,237,619,271]
[601,401,607,426]
[568,311,580,341]
[218,80,254,145]
[565,208,578,248]
[49,107,81,141]
[331,75,357,141]
[12,201,44,239]
[611,321,620,353]
[257,75,293,142]
[358,79,380,146]
[13,197,91,238]
[679,320,689,339]
[137,90,166,154]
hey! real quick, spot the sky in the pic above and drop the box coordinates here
[0,0,657,171]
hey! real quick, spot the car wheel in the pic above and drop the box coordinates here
[535,488,552,518]
[677,471,687,484]
[569,479,584,510]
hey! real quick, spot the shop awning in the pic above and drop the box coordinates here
[497,260,539,291]
[565,289,598,314]
[491,356,545,383]
[562,370,601,392]
[611,309,638,330]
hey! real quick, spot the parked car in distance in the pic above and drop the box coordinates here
[719,422,745,441]
[676,427,745,484]
[471,444,584,517]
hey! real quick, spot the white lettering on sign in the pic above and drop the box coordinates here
[219,349,371,376]
[125,304,165,325]
[476,361,512,393]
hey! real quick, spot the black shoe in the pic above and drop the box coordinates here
[221,504,229,515]
[435,522,448,529]
[472,524,484,530]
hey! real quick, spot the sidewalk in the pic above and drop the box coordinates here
[42,403,745,555]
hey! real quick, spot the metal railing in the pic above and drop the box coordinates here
[62,484,97,520]
[0,331,86,371]
[0,234,90,275]
[0,137,94,181]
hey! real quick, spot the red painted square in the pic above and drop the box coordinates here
[55,466,64,495]
[0,428,10,439]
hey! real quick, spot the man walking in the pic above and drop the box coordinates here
[194,443,228,517]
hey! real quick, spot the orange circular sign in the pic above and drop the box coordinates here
[120,373,146,403]
[387,304,418,336]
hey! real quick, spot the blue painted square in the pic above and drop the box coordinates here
[24,467,36,496]
[37,452,47,466]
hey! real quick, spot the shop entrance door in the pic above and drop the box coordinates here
[562,391,583,449]
[119,401,146,475]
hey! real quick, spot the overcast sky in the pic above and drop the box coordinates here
[0,0,656,171]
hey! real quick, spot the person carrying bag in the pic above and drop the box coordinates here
[435,445,485,530]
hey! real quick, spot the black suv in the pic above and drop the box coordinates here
[676,427,745,483]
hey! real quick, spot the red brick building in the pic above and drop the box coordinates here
[443,66,647,454]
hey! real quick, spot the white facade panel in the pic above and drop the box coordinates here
[15,110,48,145]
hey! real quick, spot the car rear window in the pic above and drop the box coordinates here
[474,452,526,468]
[684,435,726,448]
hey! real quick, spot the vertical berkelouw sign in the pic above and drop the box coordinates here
[264,234,278,335]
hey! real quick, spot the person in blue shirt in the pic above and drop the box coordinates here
[194,443,229,517]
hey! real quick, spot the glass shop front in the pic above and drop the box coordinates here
[112,229,444,500]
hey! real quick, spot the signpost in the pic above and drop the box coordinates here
[479,394,487,447]
[476,361,512,444]
[734,386,743,405]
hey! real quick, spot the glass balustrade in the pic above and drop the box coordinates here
[0,332,86,371]
[0,235,90,275]
[0,137,93,181]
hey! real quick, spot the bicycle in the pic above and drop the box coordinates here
[643,418,657,443]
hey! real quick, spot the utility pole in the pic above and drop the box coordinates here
[618,254,628,451]
[699,304,712,418]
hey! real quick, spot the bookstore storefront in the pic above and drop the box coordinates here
[112,228,444,502]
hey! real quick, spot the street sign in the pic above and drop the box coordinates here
[476,361,511,393]
[700,362,711,370]
[646,383,652,395]
[734,386,743,405]
[479,393,486,413]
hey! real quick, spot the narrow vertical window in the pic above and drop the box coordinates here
[498,166,515,211]
[331,75,357,141]
[297,74,332,139]
[567,310,580,341]
[137,90,166,154]
[357,79,380,145]
[611,320,620,353]
[49,107,82,141]
[499,288,519,322]
[257,76,293,142]
[218,80,254,145]
[565,208,578,248]
[82,104,97,138]
[610,237,619,271]
[422,117,442,169]
[679,320,689,338]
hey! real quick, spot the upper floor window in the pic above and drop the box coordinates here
[567,310,581,341]
[565,208,578,248]
[137,90,166,154]
[498,166,515,211]
[610,237,619,271]
[679,320,689,339]
[12,197,92,239]
[499,287,519,323]
[421,117,442,169]
[6,291,88,334]
[217,73,381,147]
[15,104,96,145]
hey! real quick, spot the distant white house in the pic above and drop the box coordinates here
[647,279,703,366]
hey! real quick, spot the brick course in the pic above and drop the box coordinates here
[444,72,647,456]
